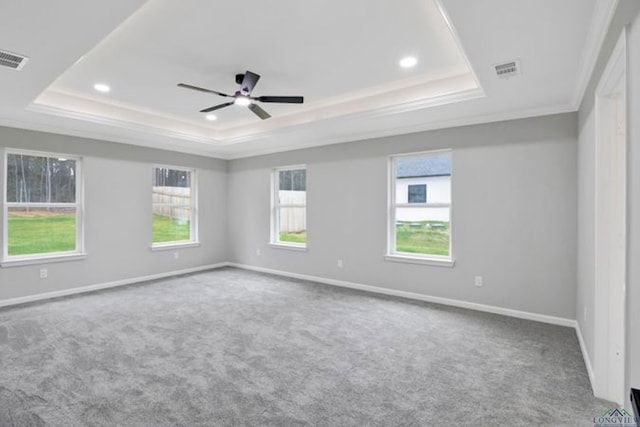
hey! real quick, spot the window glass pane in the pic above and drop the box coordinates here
[395,153,451,204]
[153,167,190,188]
[279,169,306,192]
[278,207,306,244]
[292,169,306,191]
[408,184,427,203]
[6,154,76,203]
[395,153,451,179]
[7,207,76,256]
[279,170,292,191]
[152,168,192,243]
[395,207,450,256]
[278,188,306,206]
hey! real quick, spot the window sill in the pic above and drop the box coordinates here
[269,242,307,252]
[1,253,88,268]
[150,241,201,251]
[384,254,454,268]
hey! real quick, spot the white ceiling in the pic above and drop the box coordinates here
[0,0,616,159]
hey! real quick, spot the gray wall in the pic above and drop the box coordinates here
[576,0,640,409]
[228,113,578,319]
[0,126,228,301]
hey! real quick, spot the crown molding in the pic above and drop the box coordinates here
[223,84,485,145]
[27,103,220,146]
[571,0,619,109]
[219,103,576,160]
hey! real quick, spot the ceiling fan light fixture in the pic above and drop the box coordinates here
[399,56,417,68]
[179,70,303,120]
[234,96,251,107]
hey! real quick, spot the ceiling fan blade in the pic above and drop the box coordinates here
[248,103,271,120]
[240,71,260,95]
[200,101,235,113]
[256,96,304,104]
[178,83,231,98]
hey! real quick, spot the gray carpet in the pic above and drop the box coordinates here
[0,267,608,426]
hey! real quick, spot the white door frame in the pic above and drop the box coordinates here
[593,29,627,406]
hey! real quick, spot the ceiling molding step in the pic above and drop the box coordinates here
[570,0,619,109]
[0,115,224,159]
[27,103,220,146]
[222,85,485,145]
[432,0,482,92]
[220,103,577,160]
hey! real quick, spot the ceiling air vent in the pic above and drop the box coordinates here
[494,60,520,79]
[0,49,29,71]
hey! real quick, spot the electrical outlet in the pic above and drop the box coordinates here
[256,248,262,256]
[337,259,343,268]
[474,276,483,287]
[39,268,48,279]
[173,252,179,260]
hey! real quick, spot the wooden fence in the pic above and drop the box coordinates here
[152,187,191,220]
[279,191,306,233]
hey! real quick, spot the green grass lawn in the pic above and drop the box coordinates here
[152,214,191,243]
[396,221,450,256]
[8,213,76,256]
[280,231,307,244]
[7,213,190,256]
[8,215,442,257]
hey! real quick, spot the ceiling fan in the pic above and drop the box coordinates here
[178,70,304,120]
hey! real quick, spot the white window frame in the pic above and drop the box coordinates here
[2,148,85,266]
[386,149,454,267]
[151,165,199,250]
[270,164,307,250]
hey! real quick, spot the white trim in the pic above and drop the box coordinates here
[6,99,574,162]
[384,254,454,268]
[593,29,627,405]
[2,148,84,263]
[268,243,307,252]
[150,241,201,251]
[27,103,220,146]
[0,262,229,309]
[576,322,596,394]
[219,103,576,160]
[1,253,87,268]
[222,86,485,145]
[227,263,575,328]
[571,0,620,109]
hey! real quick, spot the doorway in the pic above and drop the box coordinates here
[593,30,627,406]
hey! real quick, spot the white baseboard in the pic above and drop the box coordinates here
[227,262,576,328]
[0,262,229,309]
[575,322,596,393]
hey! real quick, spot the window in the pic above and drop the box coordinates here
[3,150,83,262]
[408,184,427,203]
[388,150,452,262]
[272,165,306,247]
[152,166,197,247]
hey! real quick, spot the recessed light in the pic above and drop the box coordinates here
[399,57,417,68]
[93,83,110,93]
[234,96,251,107]
[205,114,217,121]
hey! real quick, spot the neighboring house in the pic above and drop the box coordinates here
[395,154,451,223]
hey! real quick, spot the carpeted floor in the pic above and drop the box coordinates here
[0,267,608,426]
